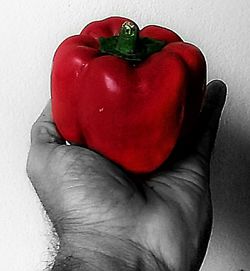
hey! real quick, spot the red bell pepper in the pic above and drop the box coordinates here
[51,16,206,174]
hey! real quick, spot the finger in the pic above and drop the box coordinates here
[195,79,227,159]
[30,100,65,146]
[27,100,65,180]
[156,80,227,181]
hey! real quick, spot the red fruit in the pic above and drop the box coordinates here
[51,16,206,173]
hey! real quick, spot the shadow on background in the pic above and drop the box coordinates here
[208,117,250,269]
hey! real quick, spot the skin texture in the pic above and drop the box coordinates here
[27,80,227,271]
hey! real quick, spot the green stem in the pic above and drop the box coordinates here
[115,21,139,55]
[99,20,166,63]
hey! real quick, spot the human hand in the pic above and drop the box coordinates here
[27,80,226,271]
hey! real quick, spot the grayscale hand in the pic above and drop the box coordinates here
[27,80,227,271]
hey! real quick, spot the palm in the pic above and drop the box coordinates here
[39,142,211,271]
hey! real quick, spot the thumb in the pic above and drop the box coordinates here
[27,100,65,180]
[30,100,64,146]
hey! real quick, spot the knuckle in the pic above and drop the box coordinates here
[30,121,40,142]
[26,150,35,180]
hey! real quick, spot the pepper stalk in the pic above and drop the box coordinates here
[99,20,166,63]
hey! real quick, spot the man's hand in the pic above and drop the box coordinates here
[27,80,227,271]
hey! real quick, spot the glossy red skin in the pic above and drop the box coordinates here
[51,16,206,174]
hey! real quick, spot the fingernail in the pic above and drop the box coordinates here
[40,127,48,134]
[39,127,55,142]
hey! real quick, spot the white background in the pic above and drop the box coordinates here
[1,1,250,270]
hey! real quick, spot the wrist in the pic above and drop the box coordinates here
[51,231,170,271]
